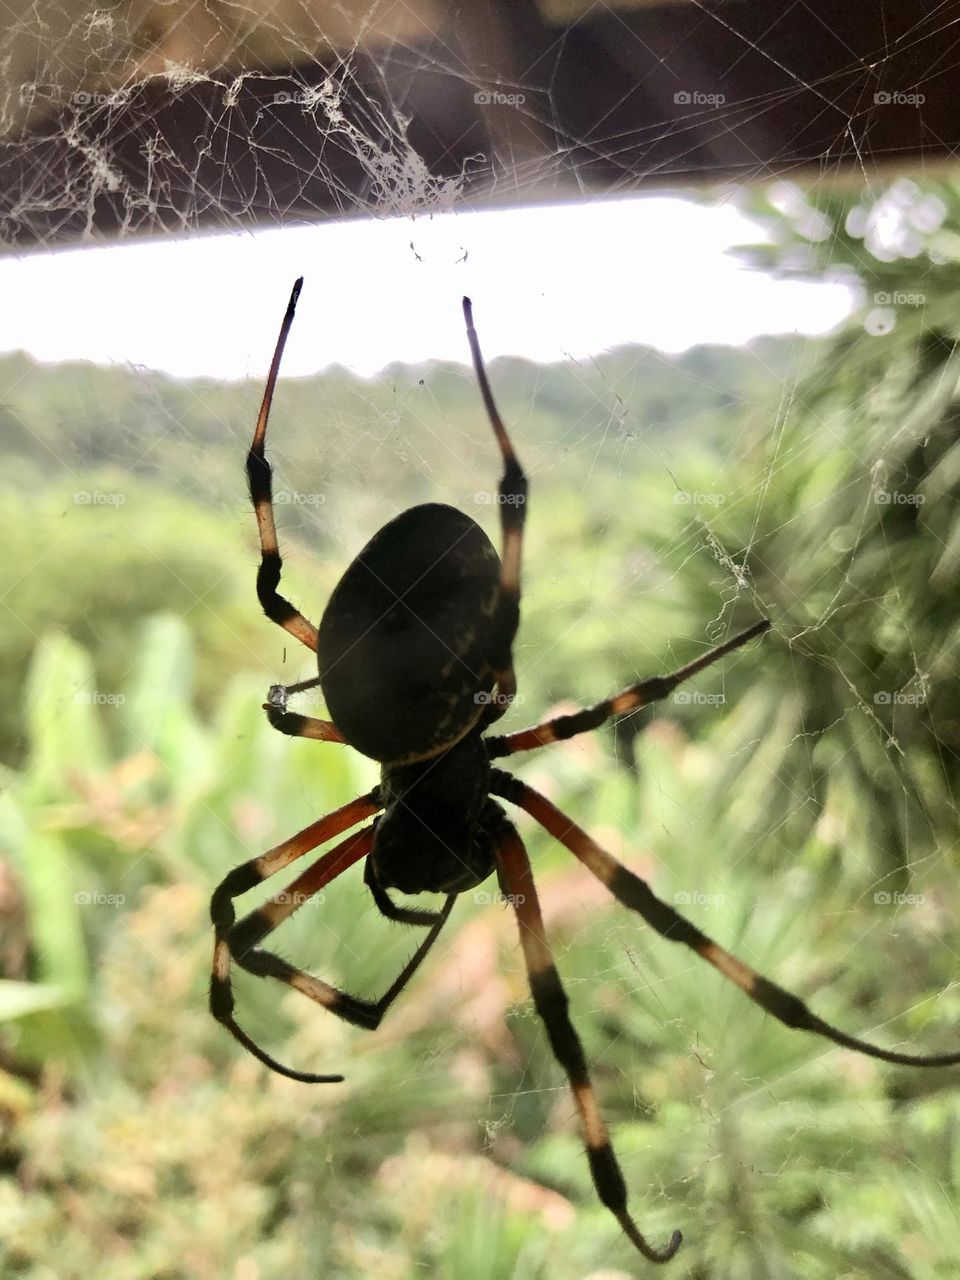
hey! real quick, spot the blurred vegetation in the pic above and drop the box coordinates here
[0,177,959,1278]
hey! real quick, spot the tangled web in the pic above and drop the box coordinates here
[3,1,957,242]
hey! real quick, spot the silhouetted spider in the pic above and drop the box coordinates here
[210,280,960,1264]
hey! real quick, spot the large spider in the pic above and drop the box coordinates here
[210,280,960,1264]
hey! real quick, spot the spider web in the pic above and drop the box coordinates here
[2,2,959,1273]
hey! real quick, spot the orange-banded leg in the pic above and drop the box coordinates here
[247,276,321,655]
[264,706,345,741]
[227,835,456,1077]
[492,772,960,1069]
[210,791,381,1082]
[263,676,346,742]
[495,825,682,1264]
[248,282,343,741]
[486,619,770,758]
[463,297,528,725]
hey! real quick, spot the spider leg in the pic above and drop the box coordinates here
[247,277,321,654]
[231,869,456,1035]
[261,675,343,741]
[486,618,770,758]
[495,824,682,1265]
[364,856,448,926]
[210,790,381,1082]
[463,297,528,724]
[492,772,960,1069]
[263,707,345,741]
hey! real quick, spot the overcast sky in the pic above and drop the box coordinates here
[0,196,851,379]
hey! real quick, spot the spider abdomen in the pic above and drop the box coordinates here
[317,503,501,764]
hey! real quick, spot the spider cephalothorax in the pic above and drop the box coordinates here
[210,280,960,1265]
[372,732,503,896]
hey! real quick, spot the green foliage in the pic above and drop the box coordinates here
[0,477,269,766]
[698,180,960,880]
[0,606,956,1277]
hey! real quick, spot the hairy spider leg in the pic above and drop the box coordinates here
[493,773,960,1069]
[210,791,380,1081]
[463,297,528,722]
[486,618,771,758]
[495,825,682,1265]
[364,855,449,926]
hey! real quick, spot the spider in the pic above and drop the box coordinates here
[210,280,960,1265]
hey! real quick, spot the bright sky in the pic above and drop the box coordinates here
[0,197,851,379]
